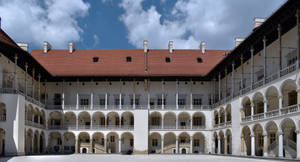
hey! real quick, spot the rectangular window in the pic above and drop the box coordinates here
[193,98,202,105]
[99,98,105,105]
[178,98,186,105]
[80,98,89,106]
[54,93,62,105]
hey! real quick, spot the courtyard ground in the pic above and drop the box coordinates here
[0,154,296,162]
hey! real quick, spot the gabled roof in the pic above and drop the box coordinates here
[0,29,20,49]
[31,49,228,77]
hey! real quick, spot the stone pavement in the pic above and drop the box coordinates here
[0,154,294,162]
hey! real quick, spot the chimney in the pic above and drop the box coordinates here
[200,41,206,54]
[17,43,29,52]
[234,38,244,47]
[69,42,76,54]
[253,18,265,29]
[43,41,51,53]
[143,40,148,53]
[168,41,174,54]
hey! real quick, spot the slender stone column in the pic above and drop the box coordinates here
[176,137,179,153]
[225,68,227,99]
[263,36,267,84]
[251,102,254,120]
[240,56,244,91]
[176,115,178,129]
[119,93,122,109]
[14,55,18,90]
[263,99,267,118]
[217,136,221,154]
[32,68,35,98]
[25,63,28,97]
[190,80,193,109]
[218,73,221,101]
[263,131,268,157]
[278,130,283,157]
[161,115,164,129]
[279,96,283,115]
[161,137,164,154]
[162,80,165,109]
[76,81,79,110]
[224,135,228,154]
[296,130,300,159]
[104,138,107,153]
[250,47,254,90]
[62,81,65,109]
[105,93,108,109]
[38,74,41,103]
[91,92,93,110]
[75,137,78,153]
[190,137,193,154]
[118,139,121,153]
[278,24,282,70]
[251,133,255,156]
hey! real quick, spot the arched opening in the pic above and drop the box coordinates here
[107,112,120,129]
[266,87,279,113]
[78,112,91,129]
[78,132,90,153]
[121,132,133,154]
[192,112,205,129]
[214,111,219,126]
[164,112,176,129]
[149,133,161,154]
[253,124,263,156]
[178,112,191,129]
[33,108,39,124]
[48,111,63,129]
[280,118,296,158]
[121,112,134,129]
[219,131,225,154]
[241,97,251,120]
[163,132,176,154]
[225,105,231,123]
[92,132,105,153]
[213,132,218,154]
[33,130,39,153]
[106,132,119,153]
[40,110,46,127]
[178,132,190,154]
[26,105,34,122]
[0,103,6,121]
[64,112,76,129]
[0,128,5,156]
[225,130,232,154]
[219,108,225,124]
[149,112,162,129]
[281,80,297,107]
[63,132,75,153]
[39,131,45,153]
[25,129,33,154]
[92,112,105,129]
[266,121,278,157]
[241,126,251,156]
[252,92,264,115]
[48,132,62,153]
[192,132,205,154]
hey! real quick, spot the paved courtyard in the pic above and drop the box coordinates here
[0,155,294,162]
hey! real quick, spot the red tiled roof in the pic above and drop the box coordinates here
[31,49,228,77]
[0,29,20,49]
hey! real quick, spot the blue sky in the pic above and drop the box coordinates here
[0,0,286,51]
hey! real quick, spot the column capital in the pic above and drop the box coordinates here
[250,47,254,53]
[278,130,283,135]
[263,36,267,43]
[295,130,300,134]
[262,131,267,136]
[296,9,300,19]
[250,133,255,137]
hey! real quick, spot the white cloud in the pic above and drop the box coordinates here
[119,0,285,49]
[93,34,100,47]
[0,0,90,48]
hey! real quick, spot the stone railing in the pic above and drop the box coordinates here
[214,63,299,108]
[241,104,300,123]
[25,120,45,129]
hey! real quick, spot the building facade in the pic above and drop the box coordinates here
[0,0,300,160]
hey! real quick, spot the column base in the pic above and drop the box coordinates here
[133,149,148,154]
